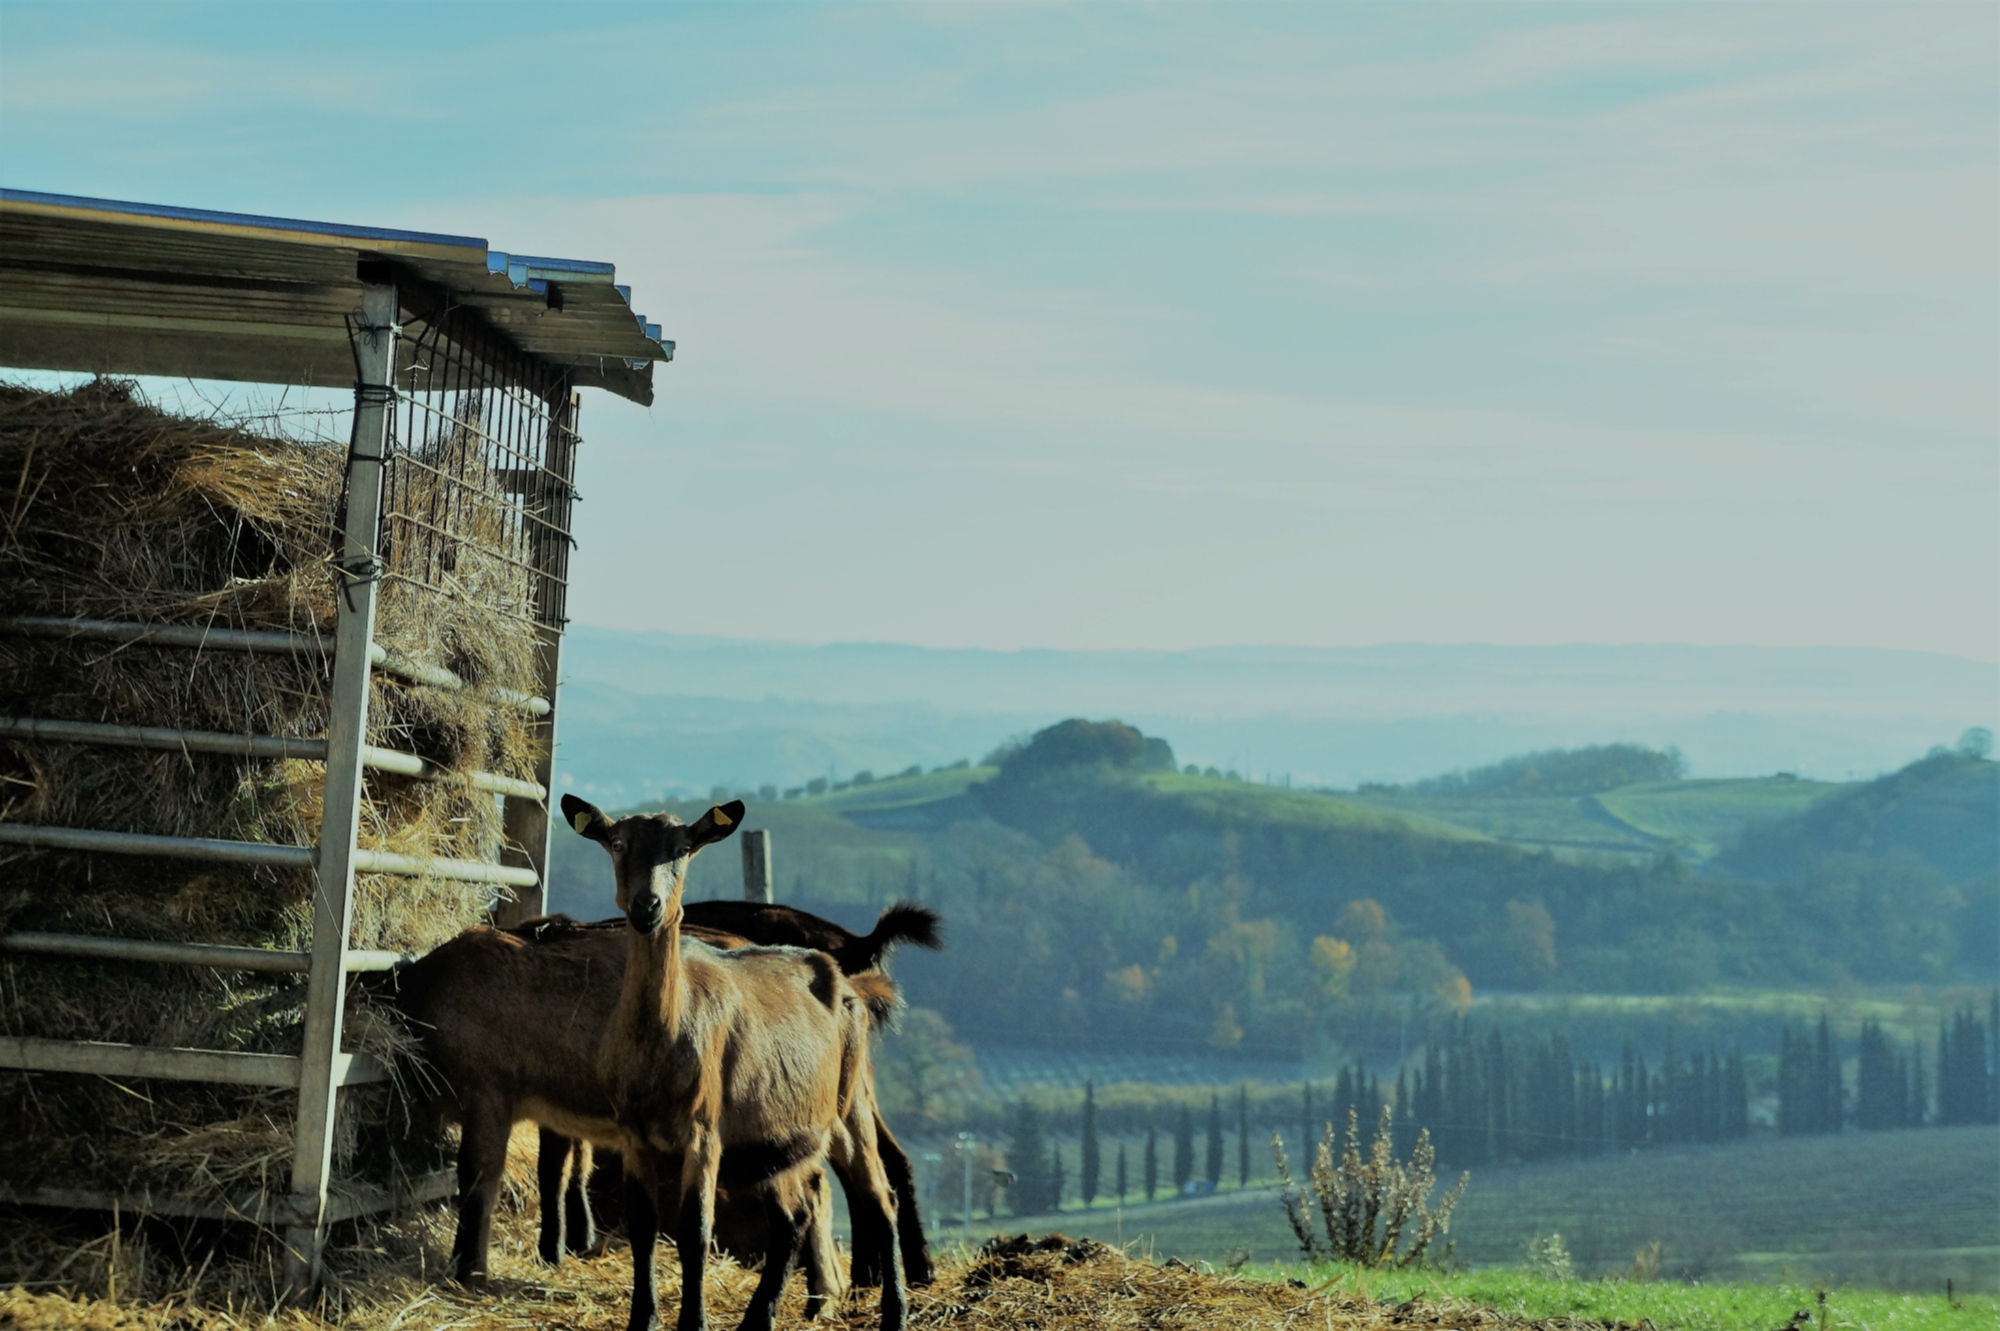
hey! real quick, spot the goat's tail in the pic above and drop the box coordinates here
[837,901,944,974]
[846,970,906,1032]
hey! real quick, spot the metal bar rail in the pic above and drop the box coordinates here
[0,822,541,887]
[0,1169,458,1230]
[1,930,404,974]
[0,615,552,716]
[0,715,547,800]
[0,1036,390,1088]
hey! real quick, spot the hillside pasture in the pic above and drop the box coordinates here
[1593,777,1851,860]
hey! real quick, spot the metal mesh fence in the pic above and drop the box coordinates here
[383,299,578,630]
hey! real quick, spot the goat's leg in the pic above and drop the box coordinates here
[624,1158,663,1331]
[839,1155,892,1289]
[799,1169,845,1322]
[449,1102,511,1285]
[831,1127,905,1331]
[566,1138,600,1256]
[537,1127,575,1265]
[672,1133,720,1331]
[875,1117,935,1287]
[739,1183,808,1331]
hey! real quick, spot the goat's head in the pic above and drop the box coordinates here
[559,794,745,935]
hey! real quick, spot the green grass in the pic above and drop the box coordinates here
[1137,771,1490,842]
[1347,775,1851,863]
[1349,789,1658,856]
[1247,1263,1997,1331]
[1595,777,1852,860]
[816,765,993,814]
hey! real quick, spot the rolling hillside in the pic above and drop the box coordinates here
[548,724,1995,1066]
[1721,750,1999,882]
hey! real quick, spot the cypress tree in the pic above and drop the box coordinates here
[1080,1079,1101,1205]
[1205,1092,1224,1187]
[1908,1042,1928,1127]
[1143,1123,1159,1200]
[1236,1083,1251,1187]
[1725,1048,1750,1139]
[1173,1104,1195,1191]
[1009,1101,1051,1214]
[1990,990,1999,1125]
[1116,1140,1128,1203]
[1857,1019,1899,1130]
[1816,1013,1842,1132]
[1779,1025,1805,1135]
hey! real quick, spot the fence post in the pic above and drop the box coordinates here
[283,276,396,1296]
[741,829,772,903]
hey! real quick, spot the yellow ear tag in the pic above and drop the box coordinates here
[572,811,595,835]
[711,806,734,827]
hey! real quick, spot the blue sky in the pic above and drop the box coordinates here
[2,2,1993,660]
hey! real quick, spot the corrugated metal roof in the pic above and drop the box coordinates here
[0,189,674,405]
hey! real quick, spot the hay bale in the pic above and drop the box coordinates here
[0,379,544,1203]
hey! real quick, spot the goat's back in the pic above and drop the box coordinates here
[393,924,626,1124]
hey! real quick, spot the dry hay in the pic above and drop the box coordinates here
[0,1127,1647,1331]
[0,378,544,1203]
[0,1206,1649,1331]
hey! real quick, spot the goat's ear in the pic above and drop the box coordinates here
[560,794,613,844]
[689,800,746,849]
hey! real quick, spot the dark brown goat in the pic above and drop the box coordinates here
[567,794,905,1331]
[391,901,938,1292]
[531,902,941,1287]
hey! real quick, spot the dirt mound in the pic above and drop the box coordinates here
[964,1231,1114,1285]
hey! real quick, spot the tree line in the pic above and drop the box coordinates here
[1781,997,1999,1135]
[995,1000,1999,1214]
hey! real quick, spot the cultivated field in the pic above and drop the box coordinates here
[947,1127,1999,1295]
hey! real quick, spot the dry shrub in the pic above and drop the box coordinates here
[0,378,541,1206]
[1274,1107,1467,1270]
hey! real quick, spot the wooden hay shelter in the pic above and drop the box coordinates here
[0,189,673,1291]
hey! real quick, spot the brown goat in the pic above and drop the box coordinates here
[566,794,906,1331]
[529,902,941,1288]
[390,905,927,1297]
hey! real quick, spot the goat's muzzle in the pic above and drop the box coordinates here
[629,895,664,935]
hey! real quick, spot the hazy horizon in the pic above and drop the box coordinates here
[5,3,1993,662]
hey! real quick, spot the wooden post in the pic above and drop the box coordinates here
[741,829,773,903]
[282,279,397,1295]
[497,390,577,926]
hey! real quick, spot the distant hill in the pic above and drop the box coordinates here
[551,627,1998,788]
[1721,750,2000,883]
